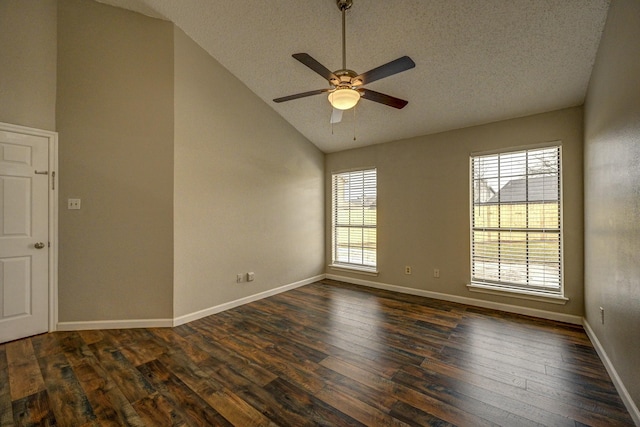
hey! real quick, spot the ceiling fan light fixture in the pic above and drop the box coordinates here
[328,88,360,110]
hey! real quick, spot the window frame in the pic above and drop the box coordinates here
[330,168,378,274]
[469,144,566,301]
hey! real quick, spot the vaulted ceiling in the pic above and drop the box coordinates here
[96,0,610,153]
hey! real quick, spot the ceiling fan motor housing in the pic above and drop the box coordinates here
[333,69,359,88]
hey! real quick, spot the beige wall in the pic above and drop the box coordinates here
[326,106,584,317]
[584,0,640,413]
[0,0,57,130]
[56,0,174,321]
[173,28,324,318]
[5,0,323,324]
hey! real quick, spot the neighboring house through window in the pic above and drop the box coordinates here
[470,146,564,297]
[331,168,377,272]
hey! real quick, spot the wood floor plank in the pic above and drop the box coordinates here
[0,346,14,427]
[183,332,278,387]
[397,363,576,427]
[117,336,166,368]
[189,355,331,427]
[132,392,188,426]
[421,354,527,390]
[263,377,365,426]
[313,363,398,413]
[200,386,279,427]
[89,341,155,404]
[214,314,329,365]
[137,359,232,426]
[11,389,56,426]
[31,331,71,358]
[148,327,210,364]
[2,280,634,426]
[286,286,463,330]
[216,334,327,395]
[389,400,456,427]
[156,350,224,398]
[426,355,627,427]
[244,297,426,367]
[525,377,635,425]
[77,329,105,345]
[72,358,145,426]
[225,304,403,379]
[317,387,407,426]
[37,351,96,425]
[320,355,511,427]
[5,339,46,401]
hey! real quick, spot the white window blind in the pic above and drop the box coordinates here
[332,169,377,269]
[471,146,562,294]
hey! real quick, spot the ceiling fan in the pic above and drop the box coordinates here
[273,0,415,123]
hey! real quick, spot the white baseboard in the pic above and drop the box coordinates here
[57,318,173,331]
[325,274,583,325]
[583,320,640,426]
[172,274,325,327]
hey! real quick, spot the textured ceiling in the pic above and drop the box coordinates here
[96,0,610,153]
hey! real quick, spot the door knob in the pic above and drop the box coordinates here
[34,242,45,249]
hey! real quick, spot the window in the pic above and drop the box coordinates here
[471,146,562,295]
[331,168,377,271]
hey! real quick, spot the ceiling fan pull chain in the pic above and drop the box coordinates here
[353,105,357,141]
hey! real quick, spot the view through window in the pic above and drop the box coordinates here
[471,146,562,294]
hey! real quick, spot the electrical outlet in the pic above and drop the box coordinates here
[247,272,255,282]
[68,198,81,210]
[434,269,440,278]
[405,266,412,275]
[236,274,243,283]
[600,306,605,324]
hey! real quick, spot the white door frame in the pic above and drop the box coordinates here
[0,122,58,333]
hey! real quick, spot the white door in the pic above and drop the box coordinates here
[0,127,50,343]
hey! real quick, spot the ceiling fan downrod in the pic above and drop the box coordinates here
[337,0,353,70]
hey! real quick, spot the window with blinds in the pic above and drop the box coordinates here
[471,146,562,294]
[332,168,377,270]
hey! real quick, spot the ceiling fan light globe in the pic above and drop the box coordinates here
[328,88,360,110]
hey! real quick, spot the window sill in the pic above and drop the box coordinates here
[467,282,568,305]
[329,264,379,277]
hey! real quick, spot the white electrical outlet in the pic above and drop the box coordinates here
[405,266,412,275]
[434,269,440,278]
[247,272,255,282]
[600,306,605,324]
[236,274,243,283]
[68,198,81,210]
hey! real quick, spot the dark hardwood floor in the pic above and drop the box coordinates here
[1,279,634,426]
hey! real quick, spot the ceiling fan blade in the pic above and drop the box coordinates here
[354,56,416,86]
[273,88,331,103]
[292,53,338,82]
[359,88,409,109]
[330,108,343,124]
